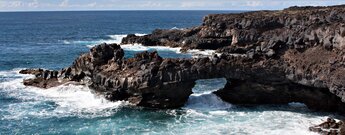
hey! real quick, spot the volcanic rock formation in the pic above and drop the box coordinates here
[309,118,344,135]
[21,5,345,113]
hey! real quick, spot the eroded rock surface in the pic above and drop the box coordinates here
[20,69,63,88]
[121,5,345,112]
[309,118,344,135]
[122,5,345,52]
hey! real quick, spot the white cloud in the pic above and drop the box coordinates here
[10,1,23,8]
[59,0,69,7]
[58,0,100,8]
[181,1,207,8]
[86,2,97,8]
[0,0,344,11]
[246,1,263,7]
[0,1,24,8]
[28,0,39,8]
[141,1,162,7]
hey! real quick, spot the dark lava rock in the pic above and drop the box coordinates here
[309,118,344,135]
[20,5,345,113]
[122,5,345,59]
[21,69,63,89]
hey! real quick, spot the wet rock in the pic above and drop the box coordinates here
[19,68,44,77]
[338,121,344,130]
[266,49,275,57]
[20,69,64,88]
[214,79,345,112]
[310,118,344,135]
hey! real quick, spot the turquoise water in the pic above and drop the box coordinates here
[0,11,341,134]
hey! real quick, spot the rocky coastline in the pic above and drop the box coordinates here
[20,5,345,134]
[120,5,345,112]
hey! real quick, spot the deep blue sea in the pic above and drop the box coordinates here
[0,11,341,135]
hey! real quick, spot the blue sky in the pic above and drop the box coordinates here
[0,0,344,11]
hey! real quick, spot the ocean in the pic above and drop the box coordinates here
[0,11,340,135]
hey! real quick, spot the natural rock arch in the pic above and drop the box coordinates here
[21,43,345,113]
[20,5,345,113]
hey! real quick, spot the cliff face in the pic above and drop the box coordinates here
[122,6,345,51]
[121,5,345,111]
[21,5,345,113]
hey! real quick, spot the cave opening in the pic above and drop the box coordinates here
[213,79,345,113]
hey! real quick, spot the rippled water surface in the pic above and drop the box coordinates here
[0,11,341,135]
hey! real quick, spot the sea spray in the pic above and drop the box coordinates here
[70,34,221,58]
[0,69,339,134]
[0,69,127,120]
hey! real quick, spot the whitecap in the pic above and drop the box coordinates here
[187,49,221,58]
[184,78,231,111]
[171,27,184,30]
[0,68,33,79]
[184,93,232,111]
[120,44,223,58]
[64,33,145,48]
[62,40,71,44]
[209,110,229,115]
[106,34,128,44]
[0,69,341,135]
[120,44,182,52]
[75,34,222,58]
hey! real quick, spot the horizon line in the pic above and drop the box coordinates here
[1,4,342,13]
[0,9,262,13]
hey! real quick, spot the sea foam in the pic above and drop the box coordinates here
[84,34,145,48]
[185,93,232,111]
[62,34,144,47]
[184,78,231,111]
[0,70,339,135]
[178,78,331,135]
[78,34,221,57]
[0,69,126,120]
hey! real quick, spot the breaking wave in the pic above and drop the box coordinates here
[63,34,220,58]
[0,70,340,135]
[0,69,127,120]
[61,34,145,47]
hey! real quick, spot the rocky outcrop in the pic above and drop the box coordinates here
[120,5,345,111]
[21,5,345,113]
[309,118,344,135]
[20,69,63,88]
[21,44,345,112]
[123,5,345,52]
[121,28,231,51]
[21,43,194,108]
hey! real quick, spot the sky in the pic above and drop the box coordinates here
[0,0,344,11]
